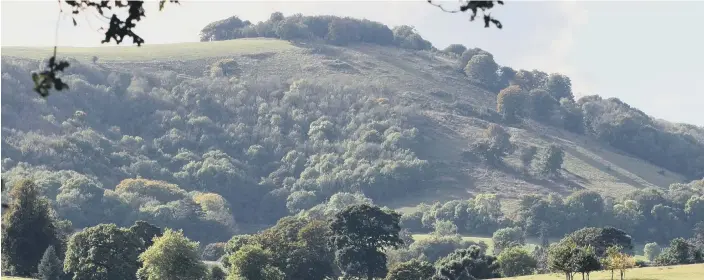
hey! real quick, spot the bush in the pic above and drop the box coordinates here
[202,242,227,261]
[465,54,499,88]
[434,220,458,236]
[37,246,63,280]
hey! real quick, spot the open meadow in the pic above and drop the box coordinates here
[490,264,704,280]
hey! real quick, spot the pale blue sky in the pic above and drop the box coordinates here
[2,1,702,126]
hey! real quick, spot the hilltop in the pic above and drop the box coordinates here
[2,14,703,241]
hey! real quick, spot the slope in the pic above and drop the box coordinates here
[0,38,689,217]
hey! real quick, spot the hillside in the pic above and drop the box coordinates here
[2,37,701,240]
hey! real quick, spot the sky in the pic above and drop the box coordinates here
[1,0,703,126]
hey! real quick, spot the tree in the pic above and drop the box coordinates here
[465,54,499,88]
[254,217,336,280]
[546,73,574,101]
[136,229,207,280]
[434,220,458,236]
[37,246,63,280]
[433,246,500,280]
[385,259,435,280]
[655,238,704,265]
[497,246,537,277]
[202,243,227,261]
[474,124,513,166]
[209,266,226,280]
[63,224,142,280]
[330,204,403,280]
[571,246,601,280]
[547,241,576,280]
[497,85,526,121]
[538,145,564,176]
[643,242,660,262]
[519,146,538,170]
[128,220,163,252]
[1,179,61,277]
[603,245,635,280]
[442,44,467,56]
[564,227,633,257]
[492,227,526,254]
[527,88,558,121]
[227,244,281,280]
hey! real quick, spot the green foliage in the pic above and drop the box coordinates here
[512,70,548,92]
[208,265,226,280]
[526,88,558,121]
[385,259,435,280]
[137,229,208,280]
[496,85,526,121]
[202,243,227,261]
[442,44,467,56]
[537,145,564,176]
[655,238,703,265]
[562,227,633,257]
[2,66,428,236]
[433,245,500,280]
[222,235,255,268]
[129,220,163,252]
[330,204,403,279]
[1,179,62,277]
[200,12,428,50]
[492,227,526,254]
[571,245,601,279]
[63,223,142,280]
[464,54,499,88]
[407,235,488,263]
[457,47,493,71]
[37,246,63,280]
[392,25,433,50]
[519,146,538,169]
[474,124,513,166]
[227,245,280,280]
[497,247,537,277]
[644,242,661,262]
[545,73,573,101]
[433,220,458,236]
[580,96,704,179]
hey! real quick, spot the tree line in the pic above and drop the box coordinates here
[3,178,703,280]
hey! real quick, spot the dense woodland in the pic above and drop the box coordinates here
[2,12,704,280]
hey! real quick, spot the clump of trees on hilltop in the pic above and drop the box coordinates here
[199,12,434,51]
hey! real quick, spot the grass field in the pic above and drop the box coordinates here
[490,263,704,280]
[5,264,702,280]
[1,38,295,61]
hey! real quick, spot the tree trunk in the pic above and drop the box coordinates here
[582,272,585,280]
[611,269,614,280]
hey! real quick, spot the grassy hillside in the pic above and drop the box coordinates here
[489,264,704,280]
[1,38,689,214]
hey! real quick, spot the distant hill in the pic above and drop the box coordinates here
[2,15,703,240]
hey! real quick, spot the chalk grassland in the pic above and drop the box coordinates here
[1,38,294,61]
[1,38,688,213]
[490,263,704,280]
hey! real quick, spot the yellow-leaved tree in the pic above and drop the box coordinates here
[137,229,207,280]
